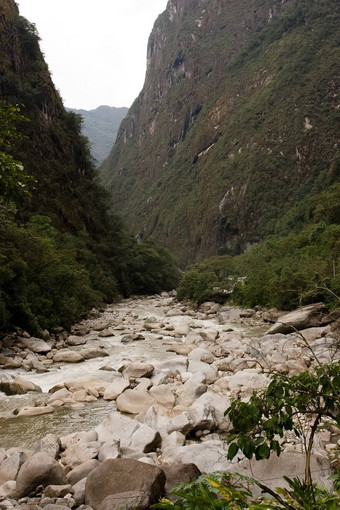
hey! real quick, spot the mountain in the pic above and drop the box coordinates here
[66,105,128,166]
[100,0,339,266]
[0,0,178,334]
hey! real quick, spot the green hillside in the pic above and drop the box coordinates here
[100,0,340,266]
[66,105,128,166]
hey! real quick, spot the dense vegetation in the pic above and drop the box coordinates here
[0,2,179,335]
[177,183,340,310]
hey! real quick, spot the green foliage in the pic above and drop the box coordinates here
[0,207,179,334]
[152,472,251,509]
[0,101,32,202]
[127,240,180,295]
[15,16,41,58]
[225,361,340,493]
[176,190,340,310]
[177,270,218,304]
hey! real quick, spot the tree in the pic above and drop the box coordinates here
[225,360,340,508]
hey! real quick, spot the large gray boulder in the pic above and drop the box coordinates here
[266,303,328,334]
[94,411,161,455]
[187,360,219,384]
[103,378,130,400]
[34,434,61,460]
[21,337,51,353]
[53,350,84,363]
[122,362,154,379]
[0,452,26,480]
[15,452,68,497]
[61,441,101,469]
[161,440,232,473]
[116,389,156,414]
[0,376,42,396]
[85,459,165,510]
[66,459,101,486]
[176,372,207,407]
[161,463,201,499]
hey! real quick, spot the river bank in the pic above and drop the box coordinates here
[0,294,339,509]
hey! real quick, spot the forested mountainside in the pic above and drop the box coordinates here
[0,0,178,334]
[66,106,128,166]
[100,0,340,266]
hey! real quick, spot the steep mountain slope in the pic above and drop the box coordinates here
[67,105,128,165]
[0,0,178,334]
[100,0,340,266]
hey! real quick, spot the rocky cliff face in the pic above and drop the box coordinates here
[100,0,339,265]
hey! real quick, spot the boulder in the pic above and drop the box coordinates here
[48,387,71,402]
[188,347,214,364]
[73,477,86,506]
[149,385,175,408]
[152,356,188,374]
[44,484,74,498]
[79,347,109,359]
[85,459,165,510]
[61,442,100,469]
[0,376,42,396]
[103,378,130,400]
[166,344,194,356]
[161,440,231,473]
[15,452,68,497]
[187,360,219,384]
[34,434,61,460]
[266,303,328,334]
[161,463,201,499]
[95,411,160,455]
[121,333,145,343]
[176,372,207,407]
[53,350,84,363]
[0,452,26,480]
[65,335,87,346]
[66,459,101,486]
[188,391,232,431]
[98,442,121,462]
[20,337,51,353]
[227,371,269,392]
[17,406,54,417]
[122,362,154,379]
[99,329,114,338]
[61,430,98,450]
[0,480,17,499]
[116,389,156,414]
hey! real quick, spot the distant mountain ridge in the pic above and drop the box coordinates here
[100,0,339,266]
[67,105,128,165]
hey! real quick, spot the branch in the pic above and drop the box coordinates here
[255,480,296,510]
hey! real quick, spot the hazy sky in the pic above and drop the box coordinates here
[17,0,169,110]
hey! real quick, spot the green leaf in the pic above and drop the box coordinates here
[257,443,270,459]
[227,442,239,460]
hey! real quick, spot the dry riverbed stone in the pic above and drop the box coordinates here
[85,458,166,510]
[15,452,68,497]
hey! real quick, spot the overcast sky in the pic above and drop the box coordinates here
[17,0,169,110]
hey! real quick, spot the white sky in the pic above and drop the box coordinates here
[17,0,169,110]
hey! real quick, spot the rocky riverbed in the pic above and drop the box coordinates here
[0,294,339,509]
